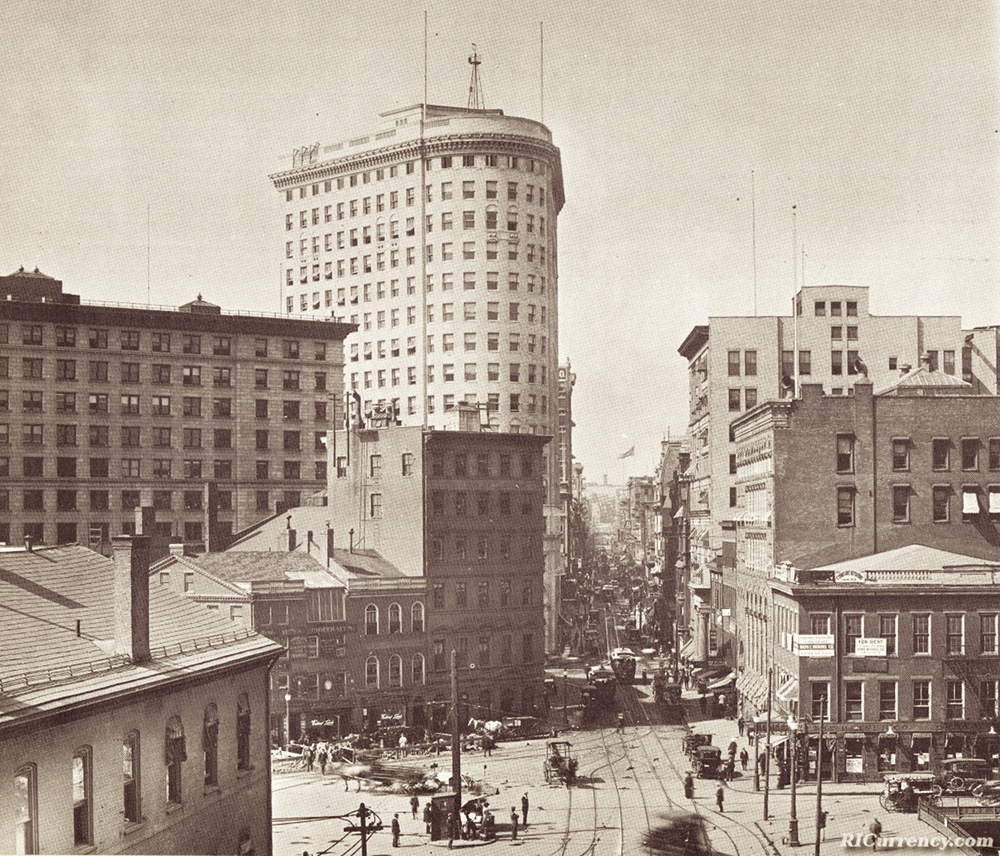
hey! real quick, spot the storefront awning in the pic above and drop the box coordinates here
[878,732,898,743]
[707,672,736,691]
[911,733,932,745]
[768,734,789,747]
[844,733,865,741]
[776,677,799,703]
[679,639,696,658]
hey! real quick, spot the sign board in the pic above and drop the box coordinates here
[853,637,888,657]
[792,634,835,658]
[834,569,866,583]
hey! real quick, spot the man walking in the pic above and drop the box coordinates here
[740,748,749,772]
[510,807,520,840]
[737,715,745,737]
[716,783,725,813]
[410,793,420,819]
[521,792,530,827]
[391,813,401,847]
[616,712,625,733]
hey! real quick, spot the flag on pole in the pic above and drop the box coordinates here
[618,446,635,460]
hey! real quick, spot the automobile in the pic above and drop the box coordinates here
[694,745,723,778]
[934,758,992,795]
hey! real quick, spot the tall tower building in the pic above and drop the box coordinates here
[269,101,566,650]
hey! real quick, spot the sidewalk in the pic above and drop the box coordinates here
[674,715,950,856]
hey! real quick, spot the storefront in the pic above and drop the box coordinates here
[910,733,932,771]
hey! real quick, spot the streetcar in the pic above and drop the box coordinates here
[543,740,578,786]
[610,648,637,683]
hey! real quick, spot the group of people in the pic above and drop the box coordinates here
[300,741,342,774]
[392,792,529,847]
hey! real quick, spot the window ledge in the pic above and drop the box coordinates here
[203,784,222,797]
[122,820,147,837]
[166,801,184,815]
[74,846,97,855]
[236,766,255,779]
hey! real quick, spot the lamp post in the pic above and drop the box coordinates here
[788,713,799,847]
[815,697,825,856]
[563,670,569,724]
[284,692,292,747]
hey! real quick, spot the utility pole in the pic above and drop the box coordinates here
[789,714,800,846]
[359,803,369,856]
[763,667,773,820]
[451,650,462,821]
[815,697,826,856]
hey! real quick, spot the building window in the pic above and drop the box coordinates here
[912,681,931,720]
[727,350,740,376]
[932,438,950,470]
[836,434,854,473]
[913,613,931,655]
[892,485,910,523]
[810,613,831,635]
[932,485,950,522]
[388,603,402,634]
[981,613,999,655]
[946,614,964,655]
[844,682,863,721]
[728,389,741,412]
[365,605,379,635]
[411,654,425,686]
[72,747,93,846]
[946,680,965,720]
[814,301,826,317]
[203,704,219,787]
[879,614,897,656]
[837,487,855,527]
[366,656,379,689]
[811,682,830,720]
[844,614,863,654]
[799,350,812,375]
[14,764,37,854]
[402,452,414,476]
[389,655,402,688]
[369,454,382,478]
[962,486,980,521]
[831,351,843,375]
[411,602,424,633]
[891,439,909,471]
[237,694,251,771]
[879,682,897,721]
[962,438,979,471]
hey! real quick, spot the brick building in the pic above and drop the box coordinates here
[768,547,1000,783]
[327,413,550,723]
[0,537,282,854]
[0,267,352,550]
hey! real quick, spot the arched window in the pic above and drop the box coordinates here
[14,763,37,855]
[237,693,252,772]
[388,603,402,634]
[411,654,425,686]
[389,654,402,688]
[411,602,425,633]
[365,605,379,635]
[203,703,219,787]
[72,746,93,846]
[123,731,141,824]
[366,656,380,689]
[165,716,186,804]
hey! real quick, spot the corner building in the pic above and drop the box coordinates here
[270,103,566,651]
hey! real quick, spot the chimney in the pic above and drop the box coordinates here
[307,531,314,556]
[111,535,152,663]
[349,528,355,553]
[326,524,335,569]
[169,543,185,557]
[287,525,297,553]
[23,535,33,553]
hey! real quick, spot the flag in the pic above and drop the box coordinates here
[618,446,635,460]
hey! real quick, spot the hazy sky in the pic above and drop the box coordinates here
[2,0,997,482]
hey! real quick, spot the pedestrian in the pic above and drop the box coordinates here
[446,811,455,848]
[521,792,529,827]
[716,783,725,813]
[410,793,420,819]
[717,693,727,716]
[758,751,767,772]
[616,712,625,733]
[318,748,328,775]
[699,695,707,716]
[391,813,401,848]
[737,715,745,737]
[306,745,315,772]
[510,807,519,840]
[725,757,735,782]
[740,748,749,772]
[483,733,493,757]
[684,772,694,799]
[398,732,408,757]
[423,802,433,834]
[869,818,882,851]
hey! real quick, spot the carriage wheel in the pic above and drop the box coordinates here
[949,776,965,791]
[930,783,943,800]
[878,794,891,812]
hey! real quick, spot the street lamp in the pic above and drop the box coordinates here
[284,692,292,747]
[563,670,569,724]
[788,713,799,847]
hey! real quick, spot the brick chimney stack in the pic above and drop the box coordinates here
[111,535,152,663]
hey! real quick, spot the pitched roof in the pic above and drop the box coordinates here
[0,545,282,729]
[182,550,342,586]
[875,366,973,395]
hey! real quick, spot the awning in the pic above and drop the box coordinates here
[990,487,1000,515]
[776,677,799,703]
[679,639,696,658]
[707,672,736,691]
[963,489,980,515]
[911,733,932,745]
[768,734,789,747]
[844,733,865,741]
[878,732,898,743]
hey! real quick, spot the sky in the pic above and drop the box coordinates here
[2,0,998,483]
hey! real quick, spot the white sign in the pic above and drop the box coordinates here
[853,637,888,657]
[792,634,835,658]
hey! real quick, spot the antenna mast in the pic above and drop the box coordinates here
[467,45,484,109]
